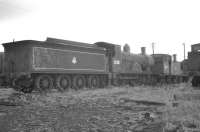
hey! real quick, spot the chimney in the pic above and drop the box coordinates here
[141,47,146,55]
[173,54,177,62]
[123,44,130,53]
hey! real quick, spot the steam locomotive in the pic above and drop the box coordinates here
[181,43,200,87]
[0,37,188,93]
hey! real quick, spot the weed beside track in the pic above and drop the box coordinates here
[0,83,199,132]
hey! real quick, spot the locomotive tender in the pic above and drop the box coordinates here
[0,37,187,93]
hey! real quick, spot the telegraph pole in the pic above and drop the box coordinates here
[152,42,155,55]
[183,43,185,60]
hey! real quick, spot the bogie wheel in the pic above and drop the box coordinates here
[56,75,71,91]
[73,75,86,89]
[88,75,99,88]
[35,75,53,92]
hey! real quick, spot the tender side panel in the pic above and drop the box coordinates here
[4,46,31,73]
[32,47,106,72]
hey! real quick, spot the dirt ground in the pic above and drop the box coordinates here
[0,83,200,132]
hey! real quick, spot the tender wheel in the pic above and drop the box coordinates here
[73,75,86,89]
[35,75,53,91]
[56,75,71,91]
[12,77,33,93]
[88,76,99,88]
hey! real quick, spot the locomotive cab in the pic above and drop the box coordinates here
[151,54,172,75]
[95,42,122,73]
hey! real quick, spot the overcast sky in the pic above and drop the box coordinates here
[0,0,200,61]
